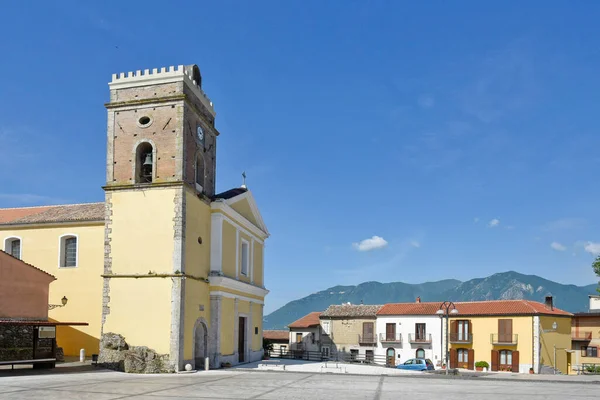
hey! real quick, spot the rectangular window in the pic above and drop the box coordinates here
[584,346,598,357]
[363,322,374,341]
[366,350,374,362]
[241,241,249,276]
[280,345,287,354]
[498,319,513,343]
[457,320,469,341]
[63,237,77,267]
[322,321,330,335]
[386,323,396,340]
[9,239,20,259]
[296,332,303,343]
[322,346,330,357]
[350,349,358,360]
[415,323,426,340]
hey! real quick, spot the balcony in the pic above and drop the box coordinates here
[572,331,592,341]
[490,334,518,345]
[358,334,377,346]
[408,333,432,344]
[379,333,402,343]
[449,333,473,344]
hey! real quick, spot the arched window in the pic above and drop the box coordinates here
[416,348,425,359]
[59,234,78,268]
[195,152,205,192]
[4,237,21,259]
[499,350,512,368]
[135,142,154,183]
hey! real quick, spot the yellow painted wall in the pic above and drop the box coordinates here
[0,223,104,356]
[209,287,263,301]
[109,189,177,275]
[104,189,177,354]
[221,221,236,277]
[229,198,259,227]
[182,190,212,361]
[253,242,263,286]
[540,316,572,374]
[221,297,235,355]
[103,278,172,353]
[252,304,263,351]
[449,316,533,371]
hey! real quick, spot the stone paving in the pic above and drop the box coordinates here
[0,366,599,400]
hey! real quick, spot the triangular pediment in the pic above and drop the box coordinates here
[220,190,268,236]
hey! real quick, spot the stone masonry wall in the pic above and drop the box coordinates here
[0,326,33,361]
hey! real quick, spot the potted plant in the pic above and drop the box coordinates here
[475,361,489,372]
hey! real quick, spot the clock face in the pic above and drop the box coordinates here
[196,125,205,144]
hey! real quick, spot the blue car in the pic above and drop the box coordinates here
[396,358,435,371]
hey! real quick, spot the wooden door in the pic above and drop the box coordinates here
[238,317,246,363]
[467,349,474,370]
[415,323,426,340]
[511,350,519,373]
[491,350,499,371]
[386,348,395,367]
[363,322,374,342]
[498,319,512,343]
[386,323,396,341]
[449,348,457,368]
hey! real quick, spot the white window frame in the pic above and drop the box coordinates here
[58,233,79,268]
[3,236,22,259]
[240,238,250,276]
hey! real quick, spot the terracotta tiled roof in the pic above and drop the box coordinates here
[263,330,289,341]
[321,304,382,318]
[0,250,56,280]
[0,203,104,225]
[377,300,572,316]
[288,312,321,328]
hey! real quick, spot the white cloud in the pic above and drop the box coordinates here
[353,236,388,252]
[584,242,600,256]
[410,240,420,248]
[550,242,566,252]
[488,218,500,228]
[418,94,435,109]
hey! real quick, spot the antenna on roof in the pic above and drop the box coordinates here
[241,171,247,189]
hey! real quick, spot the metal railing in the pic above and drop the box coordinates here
[572,331,592,341]
[267,349,328,362]
[290,343,304,351]
[358,334,377,346]
[490,333,518,345]
[379,333,402,343]
[449,333,473,344]
[408,333,432,343]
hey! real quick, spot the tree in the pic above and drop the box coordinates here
[593,255,600,293]
[263,338,274,355]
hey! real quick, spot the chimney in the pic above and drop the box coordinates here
[416,297,421,303]
[544,296,554,311]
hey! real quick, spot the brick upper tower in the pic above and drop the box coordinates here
[104,64,218,197]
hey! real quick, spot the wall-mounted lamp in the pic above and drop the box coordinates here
[49,296,68,310]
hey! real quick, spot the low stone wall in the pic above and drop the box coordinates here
[98,332,175,373]
[0,326,34,361]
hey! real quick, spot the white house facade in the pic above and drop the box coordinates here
[375,301,444,367]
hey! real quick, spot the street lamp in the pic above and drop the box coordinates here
[437,301,458,375]
[48,296,68,310]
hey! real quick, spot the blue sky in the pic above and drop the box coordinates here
[1,1,600,313]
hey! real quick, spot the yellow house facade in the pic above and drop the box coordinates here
[0,64,270,372]
[447,298,572,374]
[571,295,600,371]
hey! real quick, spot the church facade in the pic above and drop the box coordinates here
[0,64,269,371]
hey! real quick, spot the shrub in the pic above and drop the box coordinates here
[475,361,489,368]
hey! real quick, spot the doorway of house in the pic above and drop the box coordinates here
[194,320,208,370]
[387,348,395,367]
[238,317,246,363]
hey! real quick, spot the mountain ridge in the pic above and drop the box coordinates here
[263,271,598,329]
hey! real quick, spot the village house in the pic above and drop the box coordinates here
[288,312,322,356]
[571,295,600,372]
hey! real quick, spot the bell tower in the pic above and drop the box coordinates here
[100,65,219,371]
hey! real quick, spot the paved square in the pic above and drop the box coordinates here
[0,368,599,399]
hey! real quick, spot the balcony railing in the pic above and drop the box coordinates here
[490,333,518,345]
[358,334,377,346]
[408,333,432,344]
[449,333,473,344]
[379,333,402,343]
[572,331,592,341]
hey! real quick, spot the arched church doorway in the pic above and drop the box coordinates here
[193,319,208,370]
